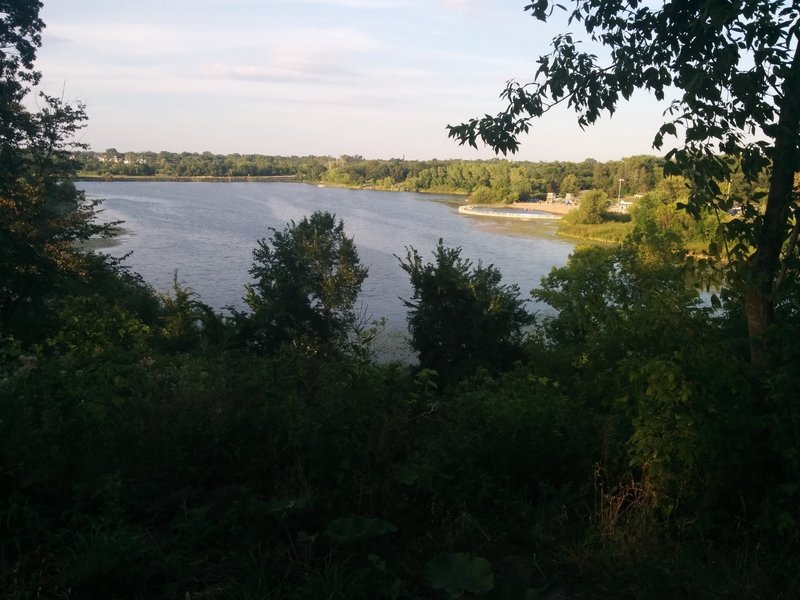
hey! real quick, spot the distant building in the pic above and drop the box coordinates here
[617,199,634,213]
[98,153,124,164]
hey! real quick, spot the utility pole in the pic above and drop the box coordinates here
[617,178,625,204]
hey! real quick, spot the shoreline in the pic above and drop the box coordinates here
[458,201,575,220]
[74,174,298,183]
[507,201,575,216]
[459,205,562,220]
[75,175,471,199]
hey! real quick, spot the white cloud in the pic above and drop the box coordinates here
[44,22,203,61]
[261,27,381,53]
[35,0,666,160]
[45,21,380,59]
[198,61,359,84]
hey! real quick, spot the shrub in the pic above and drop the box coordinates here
[243,211,368,353]
[398,240,531,386]
[574,189,610,224]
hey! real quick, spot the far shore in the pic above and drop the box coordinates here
[74,174,298,183]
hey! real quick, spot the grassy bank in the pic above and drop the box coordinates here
[557,221,633,244]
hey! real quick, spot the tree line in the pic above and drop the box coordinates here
[80,149,772,207]
[79,150,678,198]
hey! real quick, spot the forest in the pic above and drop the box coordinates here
[3,1,800,598]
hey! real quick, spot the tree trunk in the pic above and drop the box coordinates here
[745,38,800,371]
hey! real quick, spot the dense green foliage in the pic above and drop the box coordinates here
[557,176,725,248]
[3,3,800,598]
[398,241,531,387]
[5,222,800,597]
[572,189,609,225]
[0,2,116,342]
[241,211,368,353]
[448,0,800,371]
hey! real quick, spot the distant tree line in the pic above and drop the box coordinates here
[79,150,708,199]
[79,149,327,180]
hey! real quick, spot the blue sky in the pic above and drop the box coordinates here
[36,0,669,161]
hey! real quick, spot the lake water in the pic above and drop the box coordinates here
[80,182,576,331]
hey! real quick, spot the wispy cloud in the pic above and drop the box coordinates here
[36,0,663,160]
[198,61,360,85]
[195,27,380,88]
[44,22,203,61]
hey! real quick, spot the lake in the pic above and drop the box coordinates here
[80,182,576,331]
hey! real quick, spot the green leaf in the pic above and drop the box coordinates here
[425,552,494,598]
[392,463,422,485]
[489,581,541,599]
[367,553,386,572]
[324,516,396,544]
[267,495,311,517]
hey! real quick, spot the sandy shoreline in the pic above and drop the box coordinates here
[508,201,575,215]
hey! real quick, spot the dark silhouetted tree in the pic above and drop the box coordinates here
[244,211,368,352]
[398,240,531,386]
[1,1,115,339]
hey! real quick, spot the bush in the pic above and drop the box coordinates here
[243,211,368,353]
[398,240,531,386]
[573,189,610,224]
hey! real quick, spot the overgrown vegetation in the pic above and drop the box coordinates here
[557,176,724,249]
[449,0,800,371]
[3,2,800,598]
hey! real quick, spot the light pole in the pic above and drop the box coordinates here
[617,178,625,204]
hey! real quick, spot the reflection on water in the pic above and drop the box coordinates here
[81,182,576,330]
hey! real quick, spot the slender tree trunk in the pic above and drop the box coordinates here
[745,38,800,371]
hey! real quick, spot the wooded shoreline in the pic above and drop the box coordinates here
[75,174,299,183]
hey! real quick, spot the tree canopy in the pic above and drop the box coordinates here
[0,0,43,166]
[0,0,114,339]
[244,211,368,352]
[573,188,609,224]
[398,240,531,386]
[448,0,800,372]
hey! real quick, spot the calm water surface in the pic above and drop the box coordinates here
[81,182,575,330]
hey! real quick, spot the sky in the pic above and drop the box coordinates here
[35,0,671,161]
